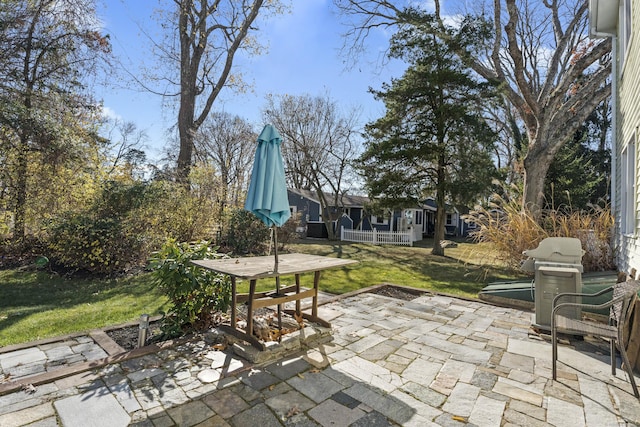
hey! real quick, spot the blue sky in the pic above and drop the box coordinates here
[96,0,405,161]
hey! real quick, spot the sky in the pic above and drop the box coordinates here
[96,0,406,161]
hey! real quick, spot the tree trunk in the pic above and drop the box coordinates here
[432,203,445,256]
[176,124,194,185]
[522,156,552,218]
[12,137,29,243]
[315,189,337,240]
[432,154,447,256]
[176,78,196,186]
[522,129,558,218]
[176,0,197,187]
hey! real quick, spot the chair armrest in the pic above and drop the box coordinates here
[552,294,623,318]
[552,286,614,307]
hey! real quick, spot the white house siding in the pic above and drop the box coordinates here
[616,0,640,273]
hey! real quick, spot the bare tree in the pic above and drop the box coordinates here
[334,0,611,216]
[483,96,526,192]
[150,0,282,186]
[100,119,148,178]
[194,111,256,216]
[263,93,361,240]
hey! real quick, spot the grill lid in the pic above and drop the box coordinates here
[522,237,584,265]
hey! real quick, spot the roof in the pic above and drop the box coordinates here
[421,197,458,213]
[288,188,370,208]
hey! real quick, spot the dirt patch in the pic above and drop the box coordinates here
[369,285,423,301]
[105,308,300,351]
[106,321,164,351]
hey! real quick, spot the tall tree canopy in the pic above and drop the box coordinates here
[335,0,610,216]
[263,93,360,240]
[0,0,110,242]
[151,0,282,185]
[194,111,256,217]
[360,14,497,255]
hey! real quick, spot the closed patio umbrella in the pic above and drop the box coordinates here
[245,124,291,266]
[244,124,291,339]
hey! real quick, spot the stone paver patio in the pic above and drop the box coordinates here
[1,289,640,426]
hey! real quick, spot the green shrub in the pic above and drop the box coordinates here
[45,179,223,275]
[48,214,139,274]
[220,209,270,255]
[46,181,165,274]
[149,239,231,339]
[151,180,219,243]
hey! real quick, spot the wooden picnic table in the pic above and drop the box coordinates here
[192,253,357,350]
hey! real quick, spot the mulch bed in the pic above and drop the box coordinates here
[106,321,164,351]
[369,285,423,301]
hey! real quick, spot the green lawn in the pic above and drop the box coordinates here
[0,239,521,347]
[0,271,169,347]
[275,239,521,296]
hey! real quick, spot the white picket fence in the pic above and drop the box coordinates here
[340,226,413,246]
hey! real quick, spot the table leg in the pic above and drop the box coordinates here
[312,271,320,318]
[247,279,257,337]
[230,277,237,329]
[276,275,282,342]
[295,274,301,316]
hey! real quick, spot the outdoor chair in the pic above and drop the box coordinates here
[551,278,640,398]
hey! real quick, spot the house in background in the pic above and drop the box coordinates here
[421,198,476,237]
[287,188,372,238]
[287,188,474,240]
[589,0,638,273]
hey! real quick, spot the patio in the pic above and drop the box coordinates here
[1,288,640,426]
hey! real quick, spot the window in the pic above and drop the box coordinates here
[446,213,454,225]
[415,211,423,225]
[371,214,388,225]
[404,210,414,225]
[621,135,636,235]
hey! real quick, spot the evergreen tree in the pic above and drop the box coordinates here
[359,15,498,255]
[544,101,611,210]
[336,1,610,217]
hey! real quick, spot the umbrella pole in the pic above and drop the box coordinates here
[274,227,282,342]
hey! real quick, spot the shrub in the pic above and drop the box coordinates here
[465,195,614,272]
[45,179,222,275]
[48,214,140,274]
[219,209,270,255]
[149,240,231,339]
[0,235,49,269]
[277,211,302,250]
[46,181,165,274]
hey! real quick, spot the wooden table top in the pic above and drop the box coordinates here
[191,253,357,280]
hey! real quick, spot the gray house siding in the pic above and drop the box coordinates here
[287,190,321,225]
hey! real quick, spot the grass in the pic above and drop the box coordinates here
[0,270,169,347]
[0,238,523,347]
[236,239,522,297]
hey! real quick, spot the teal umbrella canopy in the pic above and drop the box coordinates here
[245,124,291,227]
